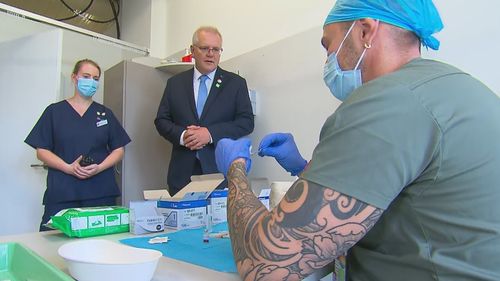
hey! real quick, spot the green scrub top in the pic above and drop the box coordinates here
[302,58,500,281]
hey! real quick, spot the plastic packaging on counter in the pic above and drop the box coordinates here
[47,206,129,238]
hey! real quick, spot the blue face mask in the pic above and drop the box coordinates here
[323,21,368,102]
[77,77,99,97]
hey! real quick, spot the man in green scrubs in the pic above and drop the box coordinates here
[215,0,500,280]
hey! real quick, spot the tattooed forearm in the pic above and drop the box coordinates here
[227,161,269,268]
[227,165,383,281]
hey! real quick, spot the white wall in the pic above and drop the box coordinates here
[149,0,500,93]
[120,0,152,52]
[121,0,333,60]
[149,0,168,58]
[163,0,333,61]
[120,0,167,59]
[423,0,500,95]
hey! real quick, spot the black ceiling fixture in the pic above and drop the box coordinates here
[55,0,120,39]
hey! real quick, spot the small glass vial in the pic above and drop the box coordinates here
[206,205,213,233]
[203,228,210,243]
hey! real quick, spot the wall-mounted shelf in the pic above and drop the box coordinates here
[156,62,193,74]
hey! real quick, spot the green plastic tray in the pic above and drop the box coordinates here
[0,242,74,281]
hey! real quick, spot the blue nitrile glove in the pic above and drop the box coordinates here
[215,138,252,177]
[258,133,307,176]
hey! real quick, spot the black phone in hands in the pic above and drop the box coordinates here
[79,155,95,167]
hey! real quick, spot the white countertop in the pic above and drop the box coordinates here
[0,229,332,281]
[0,229,240,281]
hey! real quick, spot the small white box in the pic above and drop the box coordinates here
[157,200,207,230]
[144,173,225,230]
[129,201,164,235]
[209,190,228,224]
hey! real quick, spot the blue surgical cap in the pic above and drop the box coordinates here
[324,0,444,50]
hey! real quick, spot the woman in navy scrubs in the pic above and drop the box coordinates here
[25,59,131,231]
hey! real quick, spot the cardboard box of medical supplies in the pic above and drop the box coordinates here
[143,173,225,230]
[47,206,129,238]
[129,200,164,235]
[209,189,228,224]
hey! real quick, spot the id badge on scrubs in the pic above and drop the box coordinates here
[96,119,108,127]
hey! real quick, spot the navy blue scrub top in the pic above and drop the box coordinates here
[25,100,131,204]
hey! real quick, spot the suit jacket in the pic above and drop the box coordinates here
[154,67,254,194]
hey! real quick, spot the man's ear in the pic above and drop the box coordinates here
[358,18,379,46]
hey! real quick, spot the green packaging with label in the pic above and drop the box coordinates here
[48,206,129,238]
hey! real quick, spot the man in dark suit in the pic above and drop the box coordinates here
[155,26,254,195]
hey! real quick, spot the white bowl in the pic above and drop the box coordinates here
[58,239,162,281]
